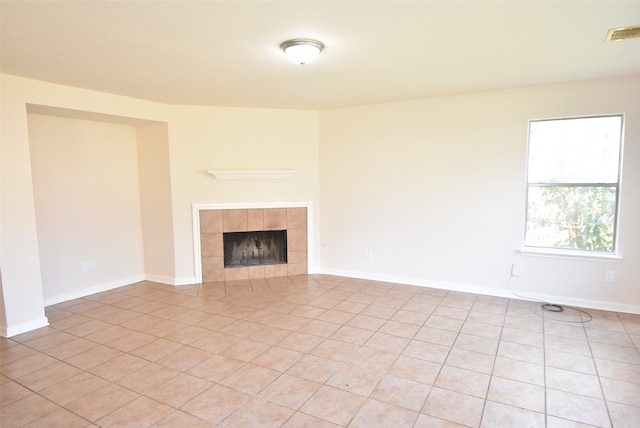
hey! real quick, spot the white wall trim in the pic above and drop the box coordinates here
[192,201,313,284]
[318,267,640,315]
[145,274,196,286]
[1,316,50,338]
[43,274,145,306]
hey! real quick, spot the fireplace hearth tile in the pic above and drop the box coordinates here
[264,208,287,230]
[223,209,248,232]
[200,210,223,233]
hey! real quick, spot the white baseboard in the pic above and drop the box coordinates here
[145,274,196,286]
[1,316,50,338]
[43,275,145,306]
[318,268,640,315]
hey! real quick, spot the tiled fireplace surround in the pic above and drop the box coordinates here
[199,207,308,282]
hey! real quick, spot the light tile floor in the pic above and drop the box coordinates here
[1,275,639,427]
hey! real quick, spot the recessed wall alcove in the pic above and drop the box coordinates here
[194,203,310,282]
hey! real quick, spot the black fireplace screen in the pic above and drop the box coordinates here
[223,230,287,268]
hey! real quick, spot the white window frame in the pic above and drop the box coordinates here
[522,114,624,260]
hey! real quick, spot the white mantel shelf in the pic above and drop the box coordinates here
[208,170,297,180]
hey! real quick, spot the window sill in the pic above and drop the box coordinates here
[518,247,622,263]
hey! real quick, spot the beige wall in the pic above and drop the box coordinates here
[137,122,176,283]
[0,74,320,336]
[318,75,640,312]
[1,72,637,336]
[28,114,146,304]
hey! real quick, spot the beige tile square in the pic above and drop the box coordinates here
[414,326,458,346]
[247,208,264,230]
[282,411,341,427]
[286,354,342,383]
[225,266,250,281]
[365,331,410,353]
[0,380,33,406]
[594,357,640,382]
[546,366,603,398]
[346,314,387,331]
[65,382,139,421]
[200,209,222,233]
[403,339,450,363]
[115,363,179,393]
[300,385,367,426]
[445,348,496,375]
[15,360,81,392]
[200,232,223,257]
[264,208,287,230]
[298,319,340,337]
[64,345,123,371]
[187,354,245,382]
[487,376,545,413]
[600,377,640,406]
[414,413,467,427]
[146,373,212,407]
[348,346,399,373]
[278,332,324,353]
[435,365,490,398]
[0,393,60,427]
[327,363,386,396]
[492,356,544,386]
[97,396,172,427]
[88,353,150,382]
[265,263,289,278]
[22,407,90,428]
[222,397,294,427]
[219,339,270,362]
[349,398,418,427]
[156,345,211,371]
[329,325,374,345]
[608,401,640,428]
[251,346,303,372]
[371,374,431,411]
[422,387,485,427]
[480,400,545,427]
[390,355,441,385]
[258,373,321,409]
[40,372,109,406]
[546,388,611,427]
[287,228,307,252]
[379,320,420,339]
[181,384,251,423]
[219,363,280,395]
[286,207,306,229]
[311,338,359,362]
[152,410,212,428]
[497,340,544,364]
[223,209,248,232]
[1,351,57,379]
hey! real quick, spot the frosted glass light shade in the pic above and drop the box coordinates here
[280,39,324,65]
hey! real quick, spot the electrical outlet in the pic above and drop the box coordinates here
[81,262,88,272]
[511,262,522,277]
[365,249,373,259]
[605,270,615,283]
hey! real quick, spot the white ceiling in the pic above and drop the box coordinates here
[2,1,639,110]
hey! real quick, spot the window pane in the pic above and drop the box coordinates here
[526,186,616,252]
[528,116,622,183]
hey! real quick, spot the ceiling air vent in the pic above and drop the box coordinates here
[605,25,640,42]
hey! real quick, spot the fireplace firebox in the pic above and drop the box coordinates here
[223,230,287,268]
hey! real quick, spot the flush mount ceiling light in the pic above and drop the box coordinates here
[280,38,324,66]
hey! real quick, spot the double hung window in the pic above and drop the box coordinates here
[525,115,623,253]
